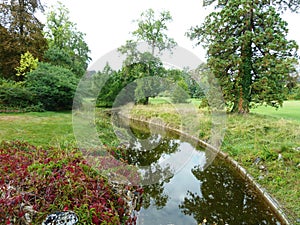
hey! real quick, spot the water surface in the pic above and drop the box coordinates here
[120,121,282,225]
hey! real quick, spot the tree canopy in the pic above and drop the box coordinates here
[44,2,91,77]
[0,0,47,80]
[189,0,299,113]
[131,8,177,55]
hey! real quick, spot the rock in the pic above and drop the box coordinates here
[258,165,266,171]
[253,157,262,165]
[277,153,283,161]
[23,205,37,225]
[42,211,78,225]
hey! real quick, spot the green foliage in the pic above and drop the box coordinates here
[96,59,166,107]
[287,83,300,100]
[188,0,298,113]
[0,79,41,112]
[15,51,38,77]
[0,1,47,80]
[203,0,300,12]
[171,80,190,103]
[25,63,81,111]
[44,47,73,70]
[132,8,177,55]
[94,65,124,108]
[44,2,91,77]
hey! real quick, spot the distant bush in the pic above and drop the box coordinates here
[171,81,190,104]
[0,79,42,112]
[26,63,81,111]
[287,85,300,100]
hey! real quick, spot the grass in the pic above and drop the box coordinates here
[0,111,75,147]
[252,100,300,121]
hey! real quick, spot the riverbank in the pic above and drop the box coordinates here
[0,107,299,223]
[127,103,300,224]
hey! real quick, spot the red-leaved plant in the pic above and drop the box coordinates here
[0,141,142,224]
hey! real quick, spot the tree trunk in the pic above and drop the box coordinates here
[231,2,253,114]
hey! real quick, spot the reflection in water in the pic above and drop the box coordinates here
[118,121,282,225]
[179,159,281,225]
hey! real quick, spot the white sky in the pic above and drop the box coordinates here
[39,0,300,69]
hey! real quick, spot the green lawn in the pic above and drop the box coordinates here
[0,111,74,147]
[252,100,300,121]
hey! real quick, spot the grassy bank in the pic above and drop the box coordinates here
[129,101,300,223]
[0,103,299,223]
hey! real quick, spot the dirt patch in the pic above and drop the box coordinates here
[0,115,32,122]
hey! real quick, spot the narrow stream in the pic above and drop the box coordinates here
[116,120,283,225]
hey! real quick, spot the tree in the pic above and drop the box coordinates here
[132,8,177,55]
[44,2,91,77]
[188,0,298,113]
[203,0,300,12]
[0,0,47,80]
[15,51,38,77]
[116,9,177,105]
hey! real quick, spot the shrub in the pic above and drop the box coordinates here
[26,63,81,111]
[0,141,141,224]
[0,79,41,112]
[171,81,190,104]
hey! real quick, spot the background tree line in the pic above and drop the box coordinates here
[1,0,299,113]
[0,1,90,111]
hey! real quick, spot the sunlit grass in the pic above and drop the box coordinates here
[252,100,300,121]
[0,111,75,147]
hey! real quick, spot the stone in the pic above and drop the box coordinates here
[42,211,78,225]
[253,157,262,165]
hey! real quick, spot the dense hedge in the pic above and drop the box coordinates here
[0,79,41,112]
[26,63,81,111]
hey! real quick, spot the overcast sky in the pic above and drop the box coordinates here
[39,0,300,69]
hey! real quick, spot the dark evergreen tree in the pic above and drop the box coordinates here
[0,0,47,80]
[188,0,298,113]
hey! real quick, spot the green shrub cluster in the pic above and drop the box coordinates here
[0,63,81,112]
[0,79,42,112]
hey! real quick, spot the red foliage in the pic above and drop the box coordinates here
[0,141,142,224]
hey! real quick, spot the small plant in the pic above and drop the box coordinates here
[0,141,142,224]
[15,51,38,78]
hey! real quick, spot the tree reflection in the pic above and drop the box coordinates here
[123,125,180,209]
[179,159,280,225]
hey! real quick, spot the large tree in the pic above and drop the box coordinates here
[116,9,177,105]
[132,8,177,55]
[189,0,298,113]
[203,0,300,11]
[0,0,47,80]
[44,2,91,78]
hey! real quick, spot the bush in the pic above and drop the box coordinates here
[26,63,81,111]
[0,79,41,112]
[0,141,141,224]
[171,81,190,104]
[287,85,300,100]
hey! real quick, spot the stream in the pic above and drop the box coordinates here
[115,120,283,225]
